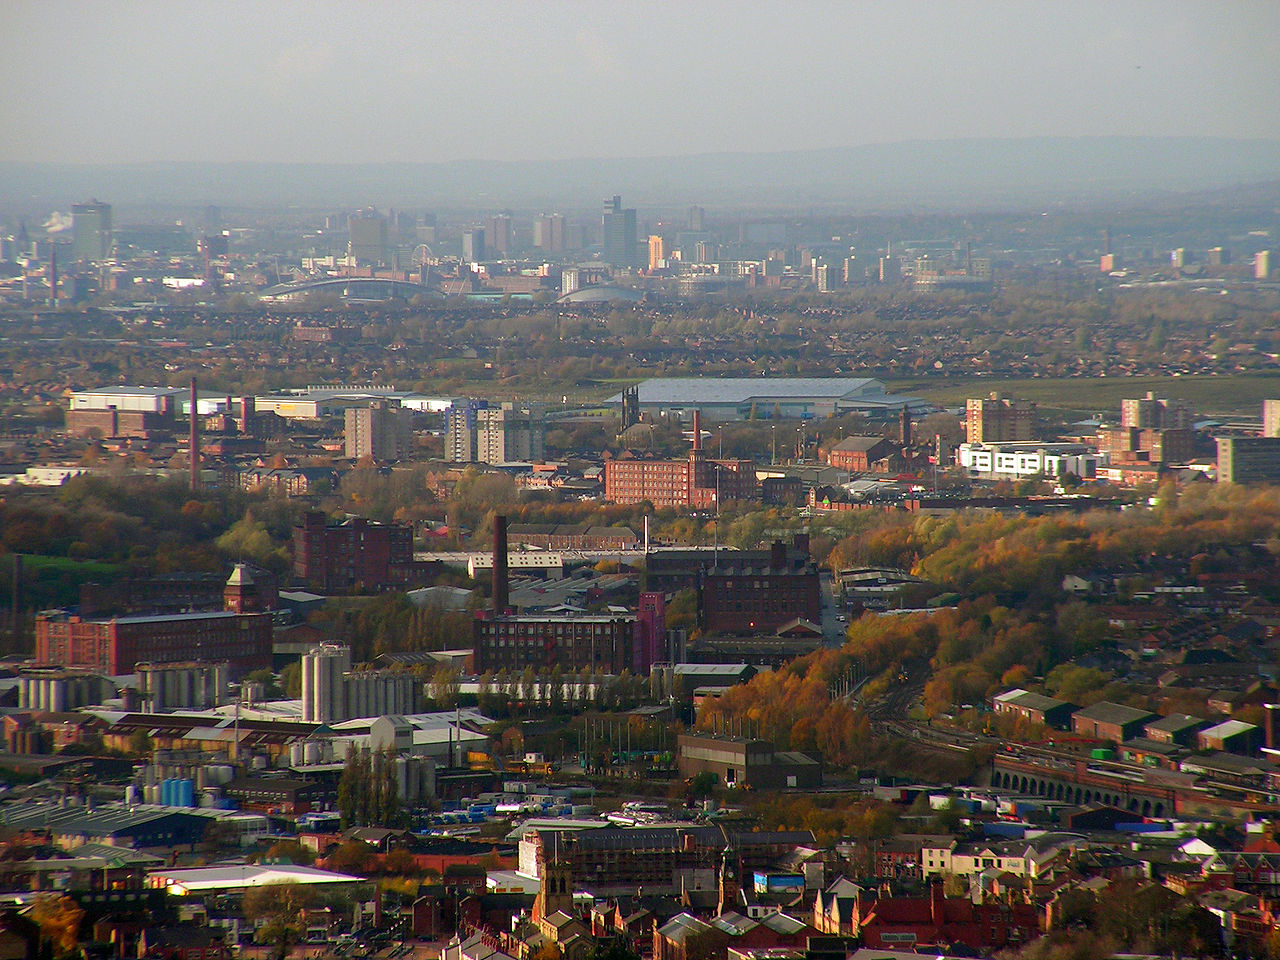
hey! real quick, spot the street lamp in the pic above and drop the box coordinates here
[771,425,776,465]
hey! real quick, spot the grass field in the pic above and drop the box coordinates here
[887,374,1280,417]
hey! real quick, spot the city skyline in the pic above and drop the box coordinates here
[4,0,1279,166]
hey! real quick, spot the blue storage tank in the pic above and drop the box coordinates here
[178,779,195,808]
[160,779,173,807]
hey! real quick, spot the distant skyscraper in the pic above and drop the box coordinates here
[462,229,486,262]
[348,210,388,265]
[966,392,1035,443]
[648,234,665,271]
[602,195,637,267]
[561,267,580,295]
[1121,392,1191,430]
[1263,400,1280,439]
[488,214,513,257]
[71,201,112,262]
[533,214,565,253]
[1256,250,1272,281]
[1171,248,1188,269]
[1207,246,1230,267]
[345,402,411,460]
[688,205,705,231]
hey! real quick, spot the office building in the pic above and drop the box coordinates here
[965,392,1035,443]
[561,267,580,295]
[687,205,705,231]
[1207,247,1231,267]
[648,235,665,271]
[345,401,412,460]
[602,195,637,267]
[71,201,113,262]
[1258,250,1273,281]
[300,643,419,723]
[487,215,513,257]
[462,229,486,262]
[1121,391,1191,430]
[1217,436,1280,484]
[475,402,545,465]
[1171,248,1188,269]
[348,210,388,265]
[533,214,566,253]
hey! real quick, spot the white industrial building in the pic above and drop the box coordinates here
[957,442,1099,480]
[68,386,183,414]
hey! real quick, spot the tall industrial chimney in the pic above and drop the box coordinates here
[492,515,509,614]
[189,377,200,492]
[691,410,702,452]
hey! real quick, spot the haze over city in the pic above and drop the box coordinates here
[5,0,1280,166]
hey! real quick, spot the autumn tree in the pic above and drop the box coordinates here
[243,881,318,960]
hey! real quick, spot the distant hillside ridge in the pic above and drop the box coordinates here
[4,136,1280,211]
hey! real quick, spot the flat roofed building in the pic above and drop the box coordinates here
[1071,701,1156,743]
[1143,713,1206,746]
[677,733,821,790]
[473,612,635,674]
[1218,436,1280,484]
[614,377,925,421]
[991,689,1075,729]
[66,386,183,438]
[965,392,1035,443]
[35,609,272,675]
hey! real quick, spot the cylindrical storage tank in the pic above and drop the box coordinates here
[304,742,321,765]
[251,755,266,770]
[124,785,139,805]
[291,743,305,767]
[144,784,158,805]
[179,779,195,807]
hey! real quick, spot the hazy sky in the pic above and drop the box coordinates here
[4,0,1279,165]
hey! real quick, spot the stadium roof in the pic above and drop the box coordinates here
[149,863,364,893]
[623,377,886,404]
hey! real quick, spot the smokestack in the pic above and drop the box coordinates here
[48,246,57,308]
[10,554,20,651]
[691,410,702,452]
[900,404,912,446]
[189,377,200,492]
[492,515,509,614]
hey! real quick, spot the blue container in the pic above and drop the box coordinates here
[982,821,1027,838]
[160,779,173,807]
[178,779,195,807]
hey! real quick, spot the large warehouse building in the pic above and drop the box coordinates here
[613,377,927,421]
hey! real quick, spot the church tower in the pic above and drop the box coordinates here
[534,853,574,922]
